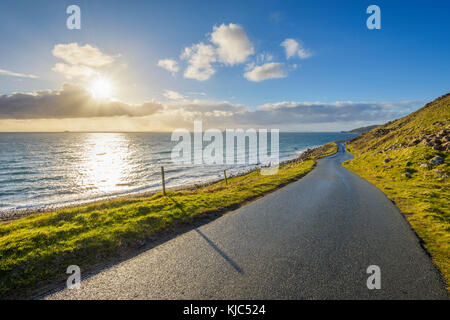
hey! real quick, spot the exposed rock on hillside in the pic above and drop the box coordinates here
[409,126,450,151]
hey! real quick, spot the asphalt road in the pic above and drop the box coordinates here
[46,143,448,299]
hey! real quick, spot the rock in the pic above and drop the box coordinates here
[384,158,393,163]
[410,138,421,145]
[420,139,433,146]
[432,138,442,145]
[429,156,444,166]
[374,128,392,137]
[445,143,450,151]
[420,163,431,169]
[402,172,412,178]
[437,129,448,138]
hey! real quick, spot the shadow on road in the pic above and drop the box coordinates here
[167,195,244,274]
[194,229,244,274]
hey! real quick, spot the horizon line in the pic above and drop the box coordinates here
[0,130,360,134]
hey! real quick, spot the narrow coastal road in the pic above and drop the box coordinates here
[46,143,448,299]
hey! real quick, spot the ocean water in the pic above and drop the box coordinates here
[0,132,356,211]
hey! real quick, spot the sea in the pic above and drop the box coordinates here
[0,132,357,212]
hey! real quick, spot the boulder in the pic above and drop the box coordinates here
[402,172,412,178]
[444,142,450,151]
[432,138,442,145]
[374,128,392,137]
[419,163,431,169]
[384,158,393,163]
[429,156,444,166]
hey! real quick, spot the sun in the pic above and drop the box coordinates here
[89,78,114,100]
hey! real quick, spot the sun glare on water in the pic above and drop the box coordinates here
[89,78,114,100]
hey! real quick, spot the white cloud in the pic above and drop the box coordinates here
[52,43,117,80]
[157,59,179,74]
[180,23,254,81]
[0,68,38,79]
[0,84,162,119]
[210,23,254,65]
[0,85,419,131]
[51,63,97,80]
[187,91,207,96]
[163,90,185,100]
[244,62,287,82]
[281,39,312,59]
[251,100,414,127]
[181,42,217,81]
[52,43,115,67]
[256,52,273,64]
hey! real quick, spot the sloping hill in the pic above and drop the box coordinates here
[349,93,450,152]
[344,93,450,290]
[342,124,379,134]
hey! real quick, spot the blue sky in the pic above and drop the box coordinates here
[0,0,449,131]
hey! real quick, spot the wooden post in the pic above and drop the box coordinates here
[161,166,166,196]
[224,170,228,185]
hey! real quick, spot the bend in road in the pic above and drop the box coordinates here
[46,142,448,300]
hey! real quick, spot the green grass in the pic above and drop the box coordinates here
[0,142,337,299]
[343,93,450,291]
[348,93,450,153]
[317,142,338,158]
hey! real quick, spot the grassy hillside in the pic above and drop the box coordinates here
[343,93,450,290]
[344,124,379,134]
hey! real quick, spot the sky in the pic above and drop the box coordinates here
[0,0,449,132]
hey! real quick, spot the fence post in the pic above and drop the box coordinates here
[161,166,166,196]
[224,170,228,185]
